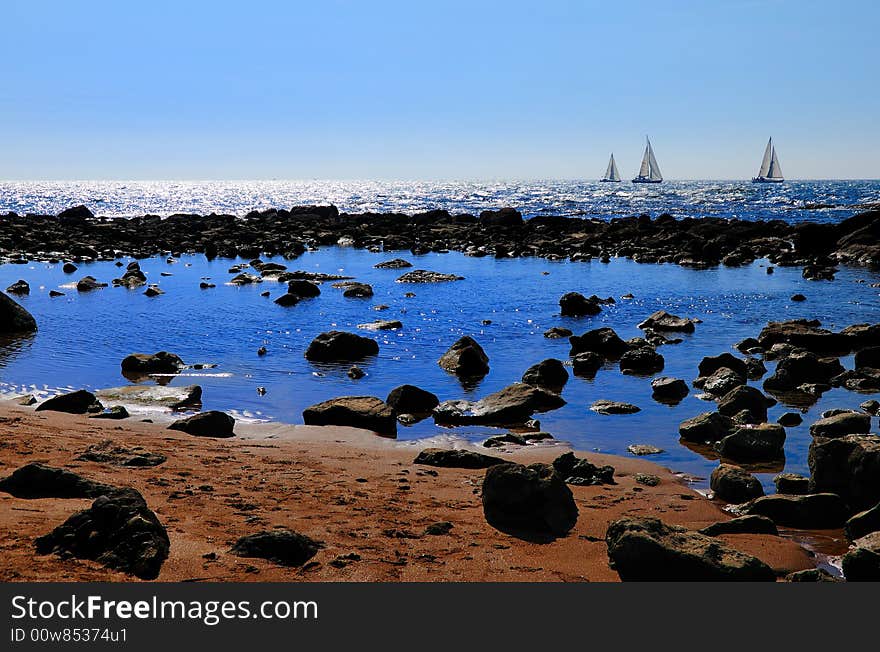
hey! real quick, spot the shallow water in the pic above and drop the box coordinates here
[1,179,878,222]
[1,248,879,492]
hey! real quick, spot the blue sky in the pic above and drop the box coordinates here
[1,0,877,179]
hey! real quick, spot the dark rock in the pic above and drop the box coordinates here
[76,275,107,291]
[357,319,402,331]
[347,366,365,379]
[76,441,166,468]
[62,262,78,274]
[590,399,640,415]
[635,473,661,487]
[483,433,528,448]
[433,383,565,427]
[6,279,29,295]
[695,367,746,396]
[710,464,764,503]
[230,529,322,567]
[809,435,880,511]
[855,346,880,370]
[374,258,412,269]
[34,488,170,580]
[437,336,490,378]
[651,377,689,402]
[717,423,786,462]
[386,385,439,415]
[168,411,236,438]
[303,396,397,437]
[424,521,453,535]
[0,291,37,333]
[521,358,568,391]
[396,270,463,283]
[58,205,94,221]
[699,515,778,536]
[743,493,849,528]
[791,293,807,302]
[774,473,810,495]
[479,207,523,227]
[679,411,736,443]
[543,327,573,339]
[745,357,767,380]
[809,411,871,438]
[757,319,851,355]
[35,390,103,414]
[286,279,321,297]
[605,517,775,581]
[571,352,603,377]
[778,412,803,427]
[764,351,845,392]
[698,353,749,379]
[120,351,185,374]
[637,310,695,333]
[627,444,664,456]
[552,452,615,485]
[559,292,601,317]
[619,347,664,375]
[785,568,843,582]
[842,532,880,581]
[717,385,772,422]
[846,502,880,541]
[342,282,373,298]
[0,463,114,499]
[482,462,578,538]
[414,448,505,469]
[273,293,300,307]
[861,399,880,415]
[144,286,164,297]
[305,331,379,362]
[90,405,130,420]
[568,327,629,358]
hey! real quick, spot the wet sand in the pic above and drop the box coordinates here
[0,402,814,581]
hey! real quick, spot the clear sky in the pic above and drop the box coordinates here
[1,0,877,180]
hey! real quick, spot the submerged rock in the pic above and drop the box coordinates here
[168,411,235,438]
[568,327,629,358]
[396,270,463,283]
[571,352,603,377]
[357,319,403,331]
[637,310,696,333]
[305,331,379,362]
[559,292,601,317]
[590,400,640,415]
[543,327,572,339]
[303,396,397,437]
[120,351,185,374]
[6,279,30,295]
[230,529,322,567]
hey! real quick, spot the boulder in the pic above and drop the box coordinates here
[699,515,778,537]
[619,347,664,375]
[305,331,379,362]
[0,291,37,333]
[58,205,94,220]
[414,448,505,469]
[96,385,202,410]
[763,351,845,392]
[809,411,871,438]
[521,358,569,391]
[842,532,880,581]
[433,383,565,427]
[34,488,169,580]
[568,327,629,358]
[698,353,749,379]
[76,275,107,291]
[717,385,772,422]
[651,377,689,402]
[808,435,880,511]
[342,282,373,298]
[743,493,849,528]
[302,396,397,437]
[230,529,322,567]
[778,412,803,427]
[482,462,578,538]
[120,351,185,374]
[845,502,880,541]
[590,400,640,415]
[386,384,439,415]
[0,463,114,499]
[374,258,412,269]
[273,293,300,307]
[757,319,851,354]
[637,310,695,333]
[35,390,103,414]
[571,352,603,377]
[479,207,523,227]
[774,473,810,495]
[679,412,736,443]
[286,279,321,297]
[6,279,29,295]
[855,346,880,370]
[717,423,786,462]
[437,336,490,378]
[552,452,615,486]
[543,327,573,339]
[168,411,235,438]
[605,517,775,581]
[695,367,746,396]
[62,262,78,274]
[559,292,601,317]
[710,464,764,503]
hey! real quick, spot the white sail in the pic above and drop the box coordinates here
[646,139,662,181]
[767,146,783,179]
[609,155,620,181]
[757,138,773,177]
[638,143,651,178]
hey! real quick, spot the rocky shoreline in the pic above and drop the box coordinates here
[1,204,879,271]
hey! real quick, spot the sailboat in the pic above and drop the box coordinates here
[752,138,784,183]
[601,154,621,182]
[631,137,662,183]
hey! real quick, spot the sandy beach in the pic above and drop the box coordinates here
[0,401,815,582]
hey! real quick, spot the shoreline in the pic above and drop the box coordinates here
[0,401,820,582]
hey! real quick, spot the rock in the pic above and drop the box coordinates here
[414,448,505,469]
[710,464,764,503]
[591,399,640,415]
[619,347,664,375]
[808,435,880,511]
[34,488,170,580]
[76,441,166,468]
[424,521,453,535]
[341,282,374,298]
[757,319,851,355]
[433,383,565,427]
[695,367,746,396]
[479,207,523,227]
[120,351,185,374]
[791,293,807,302]
[49,290,65,297]
[6,279,29,295]
[717,423,786,462]
[809,412,871,438]
[483,433,528,448]
[199,282,216,289]
[58,205,94,221]
[651,377,689,402]
[698,353,749,379]
[699,515,778,536]
[774,473,810,495]
[635,473,660,486]
[552,452,615,486]
[76,275,107,291]
[521,358,568,391]
[273,293,300,307]
[438,336,490,378]
[778,412,803,427]
[62,262,78,273]
[842,532,880,581]
[846,502,880,541]
[861,399,880,415]
[357,319,403,331]
[168,411,235,438]
[347,366,365,379]
[96,384,202,409]
[637,310,696,333]
[386,385,439,415]
[0,291,37,333]
[90,405,130,420]
[745,357,767,380]
[543,327,572,339]
[396,270,463,283]
[482,462,578,538]
[743,493,849,528]
[559,292,601,317]
[831,367,880,392]
[605,517,775,581]
[0,463,114,499]
[230,529,322,567]
[626,444,664,456]
[35,389,103,414]
[303,396,397,437]
[785,568,843,582]
[568,327,629,358]
[717,385,772,422]
[229,272,262,285]
[305,331,379,362]
[374,258,412,269]
[763,351,845,392]
[571,352,603,377]
[286,280,321,298]
[679,411,736,443]
[855,346,880,370]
